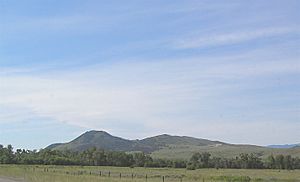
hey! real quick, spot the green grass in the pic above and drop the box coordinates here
[0,165,300,182]
[150,144,300,160]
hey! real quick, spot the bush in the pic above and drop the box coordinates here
[186,163,196,170]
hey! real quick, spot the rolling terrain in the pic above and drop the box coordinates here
[47,130,300,160]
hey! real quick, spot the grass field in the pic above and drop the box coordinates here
[150,144,300,160]
[0,165,300,182]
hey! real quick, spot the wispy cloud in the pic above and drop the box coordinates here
[147,120,300,145]
[1,47,299,144]
[172,27,300,49]
[1,0,299,147]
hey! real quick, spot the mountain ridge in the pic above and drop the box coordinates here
[47,130,300,159]
[47,130,223,153]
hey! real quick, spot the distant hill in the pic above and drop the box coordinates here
[47,130,300,160]
[267,143,300,149]
[47,131,223,153]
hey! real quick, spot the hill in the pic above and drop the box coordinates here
[47,130,300,160]
[47,131,222,153]
[267,143,300,149]
[51,130,135,152]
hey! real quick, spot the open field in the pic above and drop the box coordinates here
[0,165,300,182]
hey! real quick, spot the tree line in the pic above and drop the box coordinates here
[0,144,299,169]
[0,144,182,168]
[187,152,300,170]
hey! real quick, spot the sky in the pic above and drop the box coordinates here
[0,0,299,150]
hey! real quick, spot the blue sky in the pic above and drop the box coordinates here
[0,0,299,149]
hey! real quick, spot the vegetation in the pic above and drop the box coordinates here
[0,144,179,168]
[47,131,300,161]
[1,143,300,182]
[151,144,300,160]
[1,165,300,182]
[1,144,300,170]
[187,152,300,170]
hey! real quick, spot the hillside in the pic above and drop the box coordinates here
[47,130,300,160]
[151,144,300,160]
[47,131,222,153]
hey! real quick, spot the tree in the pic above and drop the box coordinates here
[239,153,249,168]
[133,152,146,167]
[266,155,276,169]
[283,155,292,170]
[200,152,211,168]
[275,155,284,169]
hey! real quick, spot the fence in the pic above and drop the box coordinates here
[23,166,207,182]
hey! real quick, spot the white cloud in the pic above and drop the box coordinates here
[0,49,299,144]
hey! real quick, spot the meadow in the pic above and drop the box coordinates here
[0,165,300,182]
